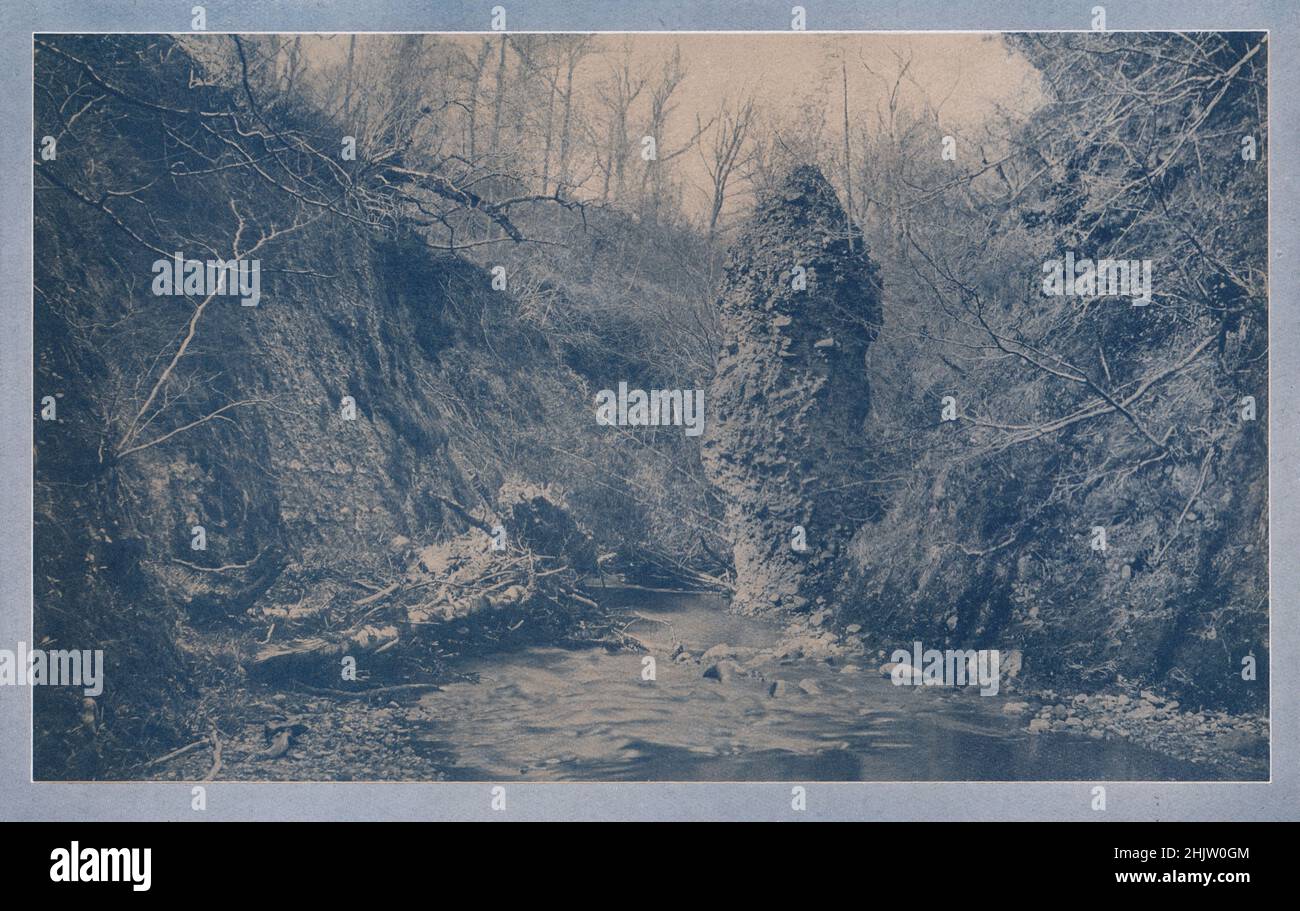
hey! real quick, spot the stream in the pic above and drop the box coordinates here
[414,590,1212,781]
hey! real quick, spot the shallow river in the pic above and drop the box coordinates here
[416,591,1210,781]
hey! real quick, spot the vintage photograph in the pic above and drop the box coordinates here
[31,29,1268,783]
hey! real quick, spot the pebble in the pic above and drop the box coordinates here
[702,660,744,682]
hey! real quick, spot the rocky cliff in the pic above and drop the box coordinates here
[702,166,881,614]
[32,35,604,776]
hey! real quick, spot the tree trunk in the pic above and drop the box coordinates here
[557,53,578,190]
[489,35,508,158]
[342,35,356,120]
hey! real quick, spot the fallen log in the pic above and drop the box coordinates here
[245,625,400,681]
[243,486,621,685]
[352,581,400,606]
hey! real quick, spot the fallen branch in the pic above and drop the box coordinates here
[118,398,270,457]
[352,581,400,606]
[173,548,266,574]
[299,682,443,699]
[141,738,209,769]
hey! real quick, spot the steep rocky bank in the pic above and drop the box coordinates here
[33,35,618,777]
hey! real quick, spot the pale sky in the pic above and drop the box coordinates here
[617,33,1042,210]
[288,32,1043,217]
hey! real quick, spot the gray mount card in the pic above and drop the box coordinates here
[2,0,1294,822]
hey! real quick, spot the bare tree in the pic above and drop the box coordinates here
[698,94,756,240]
[555,36,593,193]
[593,41,648,202]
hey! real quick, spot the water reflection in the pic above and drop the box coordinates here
[416,591,1213,781]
